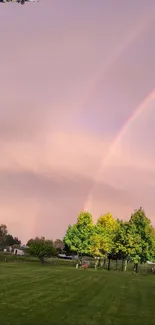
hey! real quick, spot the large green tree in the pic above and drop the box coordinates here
[114,208,155,272]
[129,208,155,264]
[63,212,95,257]
[89,213,119,270]
[27,237,56,264]
[113,220,138,271]
[92,213,118,256]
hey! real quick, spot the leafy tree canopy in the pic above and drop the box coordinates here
[64,211,95,256]
[91,213,119,257]
[27,237,56,264]
[129,208,155,263]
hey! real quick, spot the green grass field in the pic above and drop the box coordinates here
[0,262,155,325]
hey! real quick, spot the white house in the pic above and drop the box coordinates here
[13,248,24,256]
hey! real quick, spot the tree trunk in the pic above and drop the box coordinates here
[40,256,44,264]
[134,263,138,273]
[103,258,106,269]
[124,259,127,271]
[135,263,138,273]
[121,259,124,271]
[108,258,111,271]
[98,258,101,268]
[116,259,118,271]
[78,254,82,266]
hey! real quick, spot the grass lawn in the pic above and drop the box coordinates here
[0,262,155,325]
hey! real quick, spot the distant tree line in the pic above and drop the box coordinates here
[0,224,21,249]
[0,224,65,264]
[1,207,155,270]
[25,207,155,269]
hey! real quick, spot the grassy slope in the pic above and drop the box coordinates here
[0,262,155,325]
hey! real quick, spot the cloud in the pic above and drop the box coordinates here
[0,0,155,243]
[0,127,113,242]
[0,130,111,175]
[1,103,155,242]
[0,167,133,242]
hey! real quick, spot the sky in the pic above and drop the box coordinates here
[0,0,155,243]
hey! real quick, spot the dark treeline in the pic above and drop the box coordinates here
[0,224,21,248]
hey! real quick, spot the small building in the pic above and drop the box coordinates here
[13,248,24,256]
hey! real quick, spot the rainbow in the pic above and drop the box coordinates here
[84,90,155,211]
[81,8,155,111]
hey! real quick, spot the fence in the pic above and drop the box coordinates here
[79,257,154,274]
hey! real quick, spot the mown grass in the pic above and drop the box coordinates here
[0,261,155,325]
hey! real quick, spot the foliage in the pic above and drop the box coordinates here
[63,212,95,256]
[2,206,155,271]
[63,208,155,270]
[53,239,64,254]
[5,235,21,247]
[27,237,56,264]
[129,208,155,263]
[0,225,21,249]
[90,213,119,257]
[97,213,118,233]
[0,225,8,246]
[90,232,111,257]
[113,220,130,259]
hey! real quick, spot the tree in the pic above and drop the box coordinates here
[5,234,14,246]
[26,238,34,247]
[54,239,64,254]
[27,237,56,264]
[63,208,155,272]
[14,237,21,245]
[90,229,112,258]
[0,224,21,249]
[113,208,155,272]
[97,213,118,233]
[113,220,134,271]
[63,212,95,257]
[129,207,155,265]
[4,234,21,247]
[93,213,119,269]
[0,224,8,246]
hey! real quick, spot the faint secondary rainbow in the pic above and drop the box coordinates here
[80,8,155,111]
[84,90,155,211]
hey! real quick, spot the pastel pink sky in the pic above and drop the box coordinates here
[0,0,155,243]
